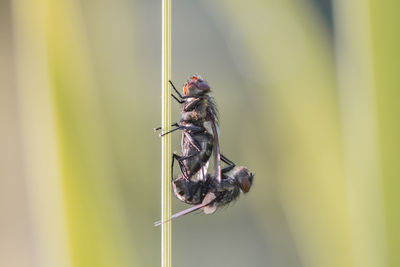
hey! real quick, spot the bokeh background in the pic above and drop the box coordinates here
[1,0,399,266]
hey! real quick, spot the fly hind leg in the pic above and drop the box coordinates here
[183,131,202,152]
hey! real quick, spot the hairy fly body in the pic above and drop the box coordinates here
[173,165,254,208]
[156,75,223,182]
[153,75,255,226]
[154,165,254,226]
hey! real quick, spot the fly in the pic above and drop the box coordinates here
[155,75,224,182]
[154,163,254,226]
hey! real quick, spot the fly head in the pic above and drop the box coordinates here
[183,75,211,97]
[233,166,254,193]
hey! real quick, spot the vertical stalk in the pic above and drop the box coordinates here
[161,0,172,267]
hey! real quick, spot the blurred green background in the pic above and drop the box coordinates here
[1,0,399,266]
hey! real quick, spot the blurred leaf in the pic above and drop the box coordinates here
[370,1,400,267]
[45,0,137,266]
[217,1,353,266]
[333,0,388,266]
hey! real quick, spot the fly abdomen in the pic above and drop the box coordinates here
[173,176,209,205]
[180,131,214,180]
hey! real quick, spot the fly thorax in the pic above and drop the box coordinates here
[224,169,236,180]
[185,97,196,104]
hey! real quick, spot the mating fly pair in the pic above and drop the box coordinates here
[155,75,254,225]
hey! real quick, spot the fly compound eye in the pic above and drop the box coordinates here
[240,177,252,193]
[196,80,210,91]
[183,83,189,95]
[234,167,253,193]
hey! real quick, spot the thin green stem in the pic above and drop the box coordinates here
[161,0,172,267]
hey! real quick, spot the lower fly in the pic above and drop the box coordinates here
[154,163,254,226]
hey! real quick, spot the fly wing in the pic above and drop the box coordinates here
[202,192,217,214]
[210,118,221,183]
[154,193,217,226]
[197,161,209,181]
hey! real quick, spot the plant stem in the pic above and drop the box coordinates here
[161,0,171,267]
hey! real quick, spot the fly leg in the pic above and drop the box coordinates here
[158,123,204,151]
[172,94,185,104]
[154,123,203,134]
[155,123,203,153]
[221,165,235,174]
[172,153,188,181]
[154,123,179,133]
[172,152,199,180]
[180,124,204,152]
[171,152,181,181]
[183,131,202,152]
[155,124,203,140]
[169,80,184,99]
[221,154,235,168]
[169,80,190,103]
[157,123,181,137]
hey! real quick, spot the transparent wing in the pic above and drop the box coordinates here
[154,193,217,226]
[210,118,221,183]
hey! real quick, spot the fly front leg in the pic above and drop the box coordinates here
[221,165,235,174]
[169,80,191,102]
[172,94,185,104]
[221,154,235,168]
[169,80,184,99]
